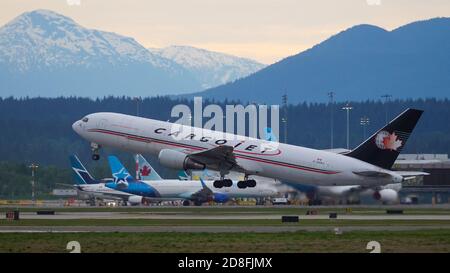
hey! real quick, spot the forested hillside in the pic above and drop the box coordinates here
[0,96,449,197]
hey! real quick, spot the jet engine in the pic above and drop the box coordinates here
[158,149,205,170]
[373,189,398,203]
[127,195,143,205]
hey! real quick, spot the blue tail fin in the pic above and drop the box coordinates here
[200,178,209,190]
[137,154,163,181]
[69,155,98,184]
[108,155,135,183]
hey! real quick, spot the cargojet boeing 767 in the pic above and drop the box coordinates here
[72,108,423,188]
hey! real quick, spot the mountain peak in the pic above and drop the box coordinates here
[330,23,388,41]
[26,9,73,20]
[5,9,77,30]
[392,17,450,33]
[345,23,387,32]
[0,9,202,97]
[311,23,388,53]
[0,9,171,71]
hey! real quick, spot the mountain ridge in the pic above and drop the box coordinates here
[149,45,265,89]
[192,17,450,103]
[0,9,263,97]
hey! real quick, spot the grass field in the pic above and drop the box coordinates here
[1,206,448,253]
[1,229,449,253]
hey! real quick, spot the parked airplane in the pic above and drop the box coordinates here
[289,183,402,205]
[257,128,426,205]
[136,153,162,180]
[69,155,143,205]
[106,155,278,206]
[72,108,423,188]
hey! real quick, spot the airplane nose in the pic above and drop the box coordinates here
[72,120,82,134]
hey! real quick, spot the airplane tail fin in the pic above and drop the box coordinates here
[108,155,135,182]
[345,108,423,170]
[137,154,162,181]
[69,155,98,184]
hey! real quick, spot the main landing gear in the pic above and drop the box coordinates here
[213,169,233,188]
[213,179,233,188]
[237,179,256,189]
[213,174,257,189]
[91,142,101,161]
[237,174,257,189]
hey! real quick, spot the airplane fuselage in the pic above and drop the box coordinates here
[73,113,403,187]
[106,179,277,199]
[76,183,132,200]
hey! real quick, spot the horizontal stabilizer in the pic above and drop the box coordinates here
[393,171,430,178]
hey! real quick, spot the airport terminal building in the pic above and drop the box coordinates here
[393,154,450,204]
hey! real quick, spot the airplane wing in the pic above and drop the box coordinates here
[55,183,76,188]
[191,179,214,199]
[179,179,214,203]
[186,145,249,174]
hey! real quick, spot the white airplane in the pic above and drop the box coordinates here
[289,182,403,205]
[107,155,278,206]
[69,154,141,205]
[72,108,424,188]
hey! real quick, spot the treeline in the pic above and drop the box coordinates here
[0,160,118,198]
[0,96,449,197]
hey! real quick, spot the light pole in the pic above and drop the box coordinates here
[360,116,370,141]
[327,91,335,149]
[133,96,142,179]
[29,163,38,205]
[133,96,142,117]
[381,94,392,123]
[342,103,353,150]
[282,94,288,144]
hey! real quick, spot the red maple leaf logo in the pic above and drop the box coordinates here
[382,132,402,151]
[140,165,151,176]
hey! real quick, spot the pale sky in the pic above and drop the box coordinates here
[1,0,450,64]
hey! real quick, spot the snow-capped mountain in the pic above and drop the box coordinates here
[149,45,265,89]
[0,10,199,97]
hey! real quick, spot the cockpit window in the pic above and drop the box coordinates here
[82,117,89,122]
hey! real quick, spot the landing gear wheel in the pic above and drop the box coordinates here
[182,200,190,206]
[237,181,247,189]
[223,179,233,187]
[247,179,256,188]
[213,180,224,188]
[92,154,100,161]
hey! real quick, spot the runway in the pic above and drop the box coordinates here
[2,207,449,234]
[1,225,449,233]
[14,211,450,220]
